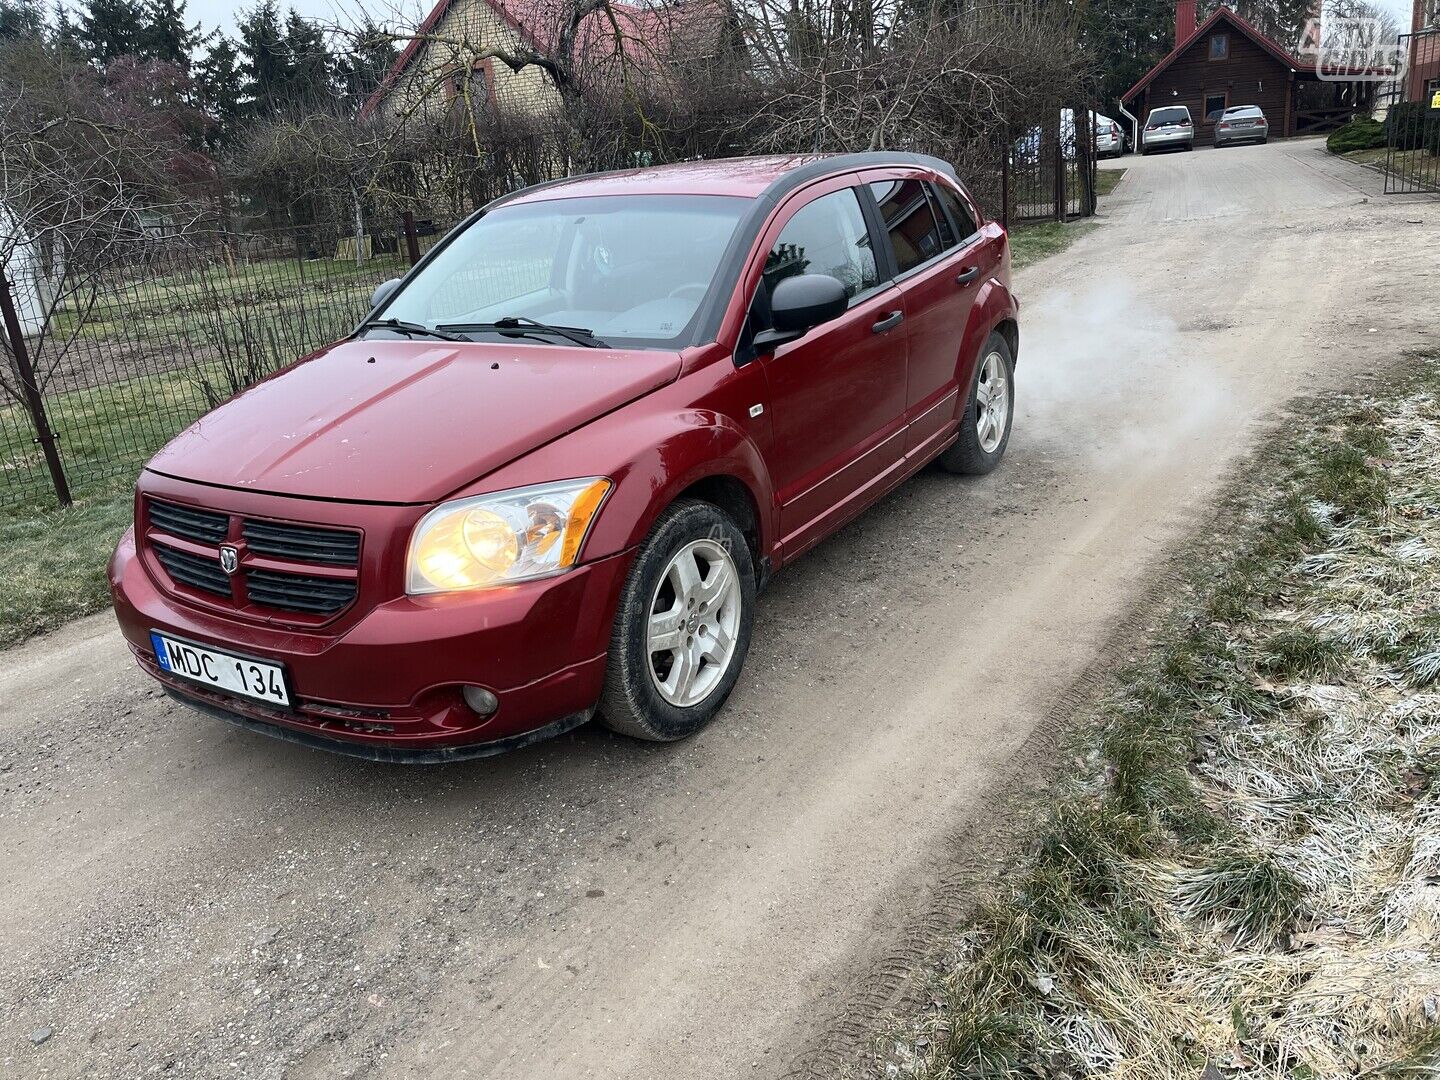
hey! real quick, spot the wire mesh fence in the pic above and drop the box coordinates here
[1,126,1097,513]
[0,214,454,510]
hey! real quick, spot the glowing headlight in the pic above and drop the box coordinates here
[406,477,611,595]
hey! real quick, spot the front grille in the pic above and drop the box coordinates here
[245,569,358,615]
[146,499,362,621]
[149,500,229,544]
[242,519,360,566]
[154,543,232,597]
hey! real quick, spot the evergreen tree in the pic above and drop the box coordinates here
[1081,0,1176,113]
[137,0,193,68]
[237,0,289,110]
[77,0,145,64]
[281,8,331,106]
[53,0,82,52]
[196,30,243,146]
[0,0,46,39]
[336,18,396,109]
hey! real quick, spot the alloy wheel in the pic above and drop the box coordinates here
[646,538,742,707]
[975,350,1010,453]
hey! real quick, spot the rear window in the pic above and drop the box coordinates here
[1225,106,1262,117]
[1148,107,1190,125]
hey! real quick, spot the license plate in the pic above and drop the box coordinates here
[151,631,290,707]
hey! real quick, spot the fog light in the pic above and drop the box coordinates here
[462,685,498,716]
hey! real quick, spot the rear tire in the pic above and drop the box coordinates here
[938,331,1014,476]
[599,500,755,742]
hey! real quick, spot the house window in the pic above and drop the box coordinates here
[1204,93,1228,122]
[1209,33,1229,60]
[445,62,492,111]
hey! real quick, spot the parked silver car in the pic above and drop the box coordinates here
[1094,115,1126,158]
[1214,105,1270,147]
[1142,105,1194,154]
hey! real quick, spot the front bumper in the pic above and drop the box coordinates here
[110,527,632,757]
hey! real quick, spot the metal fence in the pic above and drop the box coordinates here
[0,213,451,510]
[2,134,1099,513]
[1383,30,1440,195]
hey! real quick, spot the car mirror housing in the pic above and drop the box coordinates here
[370,277,402,312]
[752,274,849,354]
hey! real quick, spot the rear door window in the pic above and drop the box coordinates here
[763,188,879,300]
[869,179,945,274]
[930,182,980,247]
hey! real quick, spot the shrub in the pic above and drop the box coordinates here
[1326,116,1386,154]
[1384,101,1440,153]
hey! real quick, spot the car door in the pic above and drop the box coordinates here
[744,180,908,554]
[865,172,999,457]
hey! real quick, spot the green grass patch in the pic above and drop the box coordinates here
[0,487,134,649]
[1095,168,1126,197]
[1009,221,1096,270]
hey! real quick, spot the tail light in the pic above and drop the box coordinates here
[1218,122,1231,129]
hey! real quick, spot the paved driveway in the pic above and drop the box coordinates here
[1100,135,1389,221]
[2,141,1436,1080]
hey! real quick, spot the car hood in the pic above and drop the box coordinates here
[146,339,682,504]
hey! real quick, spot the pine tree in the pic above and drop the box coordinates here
[237,0,289,111]
[197,30,244,146]
[336,17,394,109]
[281,8,332,106]
[77,0,145,64]
[1082,0,1177,113]
[138,0,194,68]
[53,0,82,52]
[0,0,46,39]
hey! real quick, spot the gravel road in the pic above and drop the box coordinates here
[2,138,1436,1080]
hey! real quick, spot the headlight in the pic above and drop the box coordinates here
[406,477,611,595]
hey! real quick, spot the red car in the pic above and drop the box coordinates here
[109,152,1019,761]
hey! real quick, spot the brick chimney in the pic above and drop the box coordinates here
[1176,0,1198,45]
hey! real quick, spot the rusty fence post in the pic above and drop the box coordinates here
[402,211,421,266]
[0,268,71,506]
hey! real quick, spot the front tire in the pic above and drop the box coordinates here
[600,500,755,741]
[938,332,1014,476]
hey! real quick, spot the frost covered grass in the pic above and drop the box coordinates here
[888,358,1440,1080]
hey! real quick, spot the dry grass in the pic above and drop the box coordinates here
[874,357,1440,1080]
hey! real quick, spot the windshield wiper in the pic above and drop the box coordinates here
[439,316,610,350]
[358,317,471,342]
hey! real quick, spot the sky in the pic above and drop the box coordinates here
[182,0,1416,41]
[183,0,425,37]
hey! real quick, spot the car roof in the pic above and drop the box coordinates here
[500,152,958,206]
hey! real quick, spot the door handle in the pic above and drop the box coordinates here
[955,267,980,285]
[871,311,904,334]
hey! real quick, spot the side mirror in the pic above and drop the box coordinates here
[370,277,402,311]
[753,274,848,353]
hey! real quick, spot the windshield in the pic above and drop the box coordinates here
[1149,107,1190,125]
[373,194,749,349]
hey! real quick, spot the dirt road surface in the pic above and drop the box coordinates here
[3,139,1436,1079]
